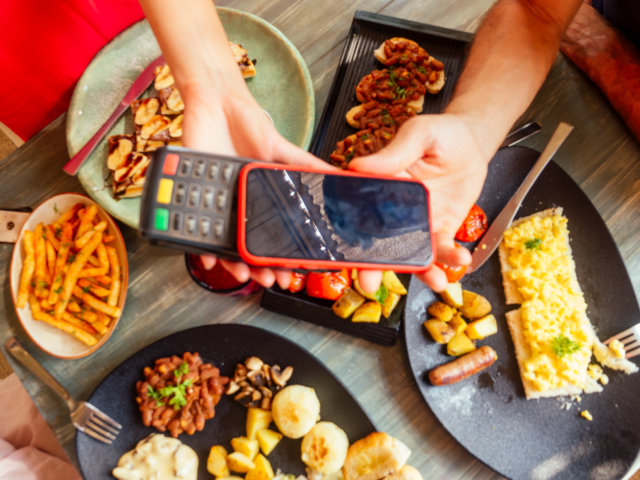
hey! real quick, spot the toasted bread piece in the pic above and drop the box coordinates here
[342,432,411,480]
[384,465,424,480]
[373,37,420,65]
[425,68,445,94]
[346,104,364,129]
[230,41,257,79]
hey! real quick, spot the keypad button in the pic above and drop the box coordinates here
[193,159,206,178]
[186,214,197,235]
[221,163,234,183]
[174,183,186,205]
[202,187,215,209]
[157,178,174,204]
[216,189,228,211]
[154,208,170,231]
[207,161,220,180]
[188,184,201,208]
[199,217,211,238]
[162,153,180,175]
[179,157,193,176]
[213,219,225,240]
[171,212,183,232]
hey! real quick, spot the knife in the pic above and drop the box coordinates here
[468,121,574,273]
[500,121,542,148]
[63,55,165,176]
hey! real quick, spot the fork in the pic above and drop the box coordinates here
[4,337,122,444]
[604,323,640,358]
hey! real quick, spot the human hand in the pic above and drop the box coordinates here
[348,113,489,292]
[182,85,329,288]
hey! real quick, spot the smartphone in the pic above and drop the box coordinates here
[237,163,434,272]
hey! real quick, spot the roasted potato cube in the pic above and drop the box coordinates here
[246,407,272,439]
[382,271,407,295]
[351,276,378,301]
[256,428,283,456]
[207,445,230,477]
[245,453,275,480]
[227,451,255,473]
[466,314,498,340]
[427,301,456,322]
[332,287,365,318]
[448,314,467,335]
[440,282,463,308]
[424,319,456,344]
[231,436,259,460]
[381,291,401,318]
[460,290,492,319]
[352,301,382,323]
[447,331,476,356]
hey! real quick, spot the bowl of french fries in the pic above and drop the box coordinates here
[9,193,128,358]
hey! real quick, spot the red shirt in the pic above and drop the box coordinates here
[0,0,144,140]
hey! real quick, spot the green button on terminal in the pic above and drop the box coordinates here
[155,208,170,231]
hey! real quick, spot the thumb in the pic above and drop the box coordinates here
[347,122,427,175]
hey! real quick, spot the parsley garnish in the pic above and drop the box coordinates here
[552,335,582,358]
[82,286,91,294]
[525,238,542,250]
[67,254,76,264]
[146,362,193,410]
[374,284,389,305]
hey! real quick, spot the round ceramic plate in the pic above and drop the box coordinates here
[9,194,128,359]
[66,7,315,228]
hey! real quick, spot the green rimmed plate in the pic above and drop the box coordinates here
[66,7,315,228]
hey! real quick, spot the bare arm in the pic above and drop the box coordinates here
[351,0,583,290]
[447,0,583,159]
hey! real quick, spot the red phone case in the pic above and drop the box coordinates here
[236,162,435,272]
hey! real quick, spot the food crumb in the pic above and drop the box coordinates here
[580,410,593,421]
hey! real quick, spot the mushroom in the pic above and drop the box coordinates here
[271,365,294,387]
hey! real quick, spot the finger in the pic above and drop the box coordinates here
[219,259,251,283]
[249,267,276,288]
[357,270,383,294]
[414,265,449,293]
[275,269,292,290]
[200,254,217,270]
[435,239,472,267]
[348,122,428,175]
[270,135,337,170]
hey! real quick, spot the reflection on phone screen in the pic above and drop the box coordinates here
[243,168,432,267]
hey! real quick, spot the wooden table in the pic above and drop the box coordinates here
[1,1,639,479]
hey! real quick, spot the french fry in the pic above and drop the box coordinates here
[34,223,50,298]
[75,205,98,240]
[45,240,56,279]
[94,275,111,286]
[92,313,111,335]
[54,231,102,318]
[67,300,82,313]
[74,220,107,250]
[72,285,121,318]
[29,295,97,347]
[17,230,36,309]
[61,311,98,335]
[102,234,115,243]
[53,203,81,228]
[48,223,73,305]
[106,246,121,307]
[77,266,109,278]
[44,225,60,251]
[77,278,110,298]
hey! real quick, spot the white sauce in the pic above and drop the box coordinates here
[112,433,198,480]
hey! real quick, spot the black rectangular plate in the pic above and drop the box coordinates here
[261,11,473,345]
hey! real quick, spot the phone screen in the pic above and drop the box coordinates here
[240,166,432,268]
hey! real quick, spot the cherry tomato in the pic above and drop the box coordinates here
[435,261,468,283]
[305,269,351,300]
[455,204,488,243]
[288,272,306,293]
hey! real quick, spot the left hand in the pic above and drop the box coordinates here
[348,112,489,292]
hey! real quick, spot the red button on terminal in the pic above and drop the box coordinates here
[162,153,180,175]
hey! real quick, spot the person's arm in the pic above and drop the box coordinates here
[139,0,328,288]
[446,0,583,158]
[350,0,582,291]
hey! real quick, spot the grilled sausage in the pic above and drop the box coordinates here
[428,345,498,386]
